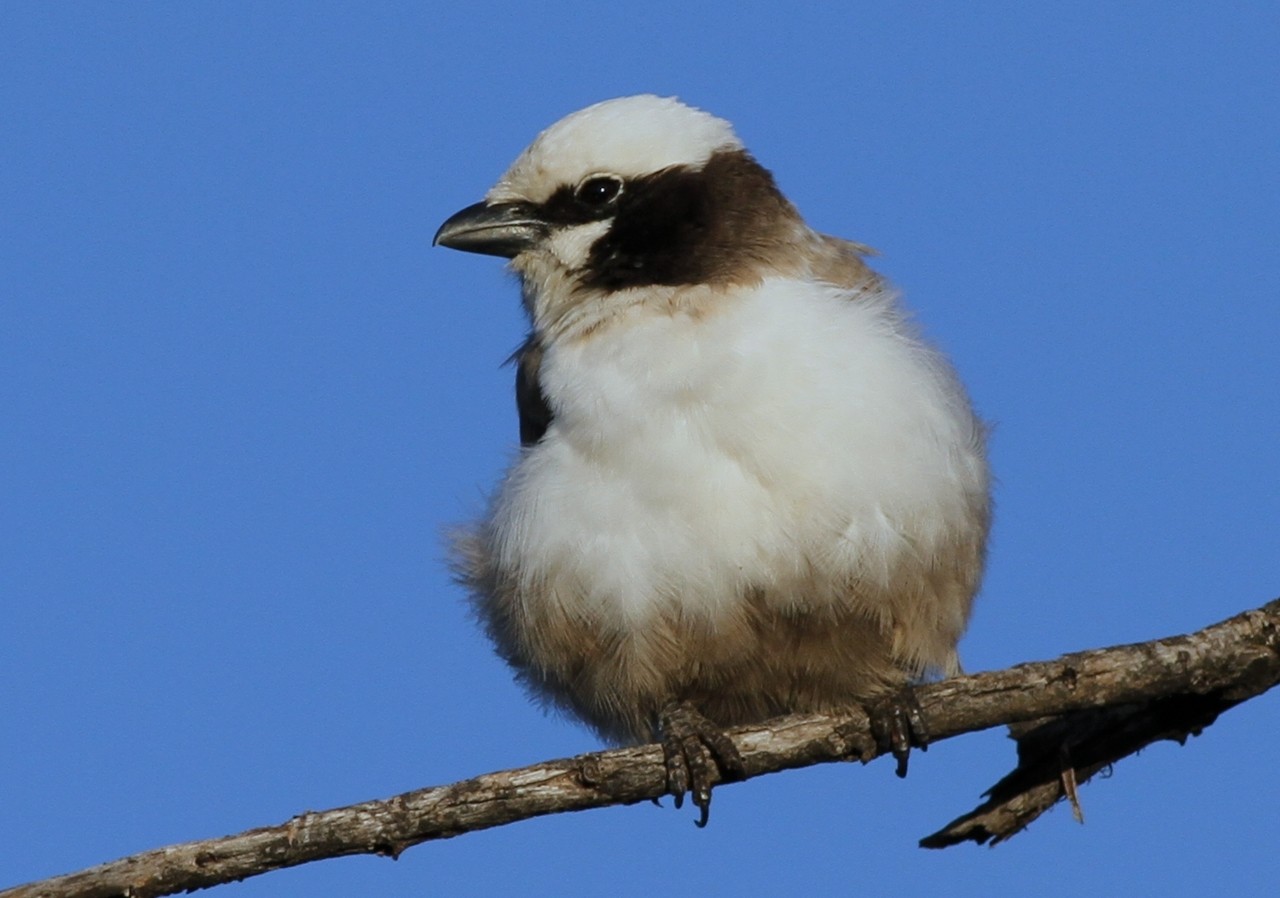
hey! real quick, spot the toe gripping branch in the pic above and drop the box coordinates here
[658,702,747,828]
[656,688,928,827]
[869,685,931,778]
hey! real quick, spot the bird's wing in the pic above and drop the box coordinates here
[513,334,553,446]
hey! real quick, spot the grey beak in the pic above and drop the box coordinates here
[433,201,549,258]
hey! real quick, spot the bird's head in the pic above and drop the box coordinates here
[434,96,807,330]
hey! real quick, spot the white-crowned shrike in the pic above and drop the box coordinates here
[435,95,991,824]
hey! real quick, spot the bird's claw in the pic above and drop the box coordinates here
[869,685,930,778]
[658,701,745,827]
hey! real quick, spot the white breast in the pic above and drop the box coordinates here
[482,277,986,630]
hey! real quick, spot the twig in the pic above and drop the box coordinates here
[5,599,1277,898]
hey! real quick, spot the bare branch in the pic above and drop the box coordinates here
[5,599,1277,898]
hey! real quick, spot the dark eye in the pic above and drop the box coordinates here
[574,175,623,208]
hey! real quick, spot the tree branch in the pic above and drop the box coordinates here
[6,599,1278,898]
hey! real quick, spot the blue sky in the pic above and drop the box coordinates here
[2,3,1277,895]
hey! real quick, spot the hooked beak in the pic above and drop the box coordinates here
[433,201,549,258]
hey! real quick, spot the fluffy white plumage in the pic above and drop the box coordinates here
[492,276,983,669]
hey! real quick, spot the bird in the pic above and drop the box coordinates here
[434,95,990,825]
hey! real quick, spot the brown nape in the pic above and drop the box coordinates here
[569,150,807,292]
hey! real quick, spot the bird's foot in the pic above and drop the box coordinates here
[868,685,930,778]
[658,701,746,828]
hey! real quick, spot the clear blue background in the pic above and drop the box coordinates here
[3,3,1277,895]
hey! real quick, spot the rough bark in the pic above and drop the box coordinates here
[5,599,1277,898]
